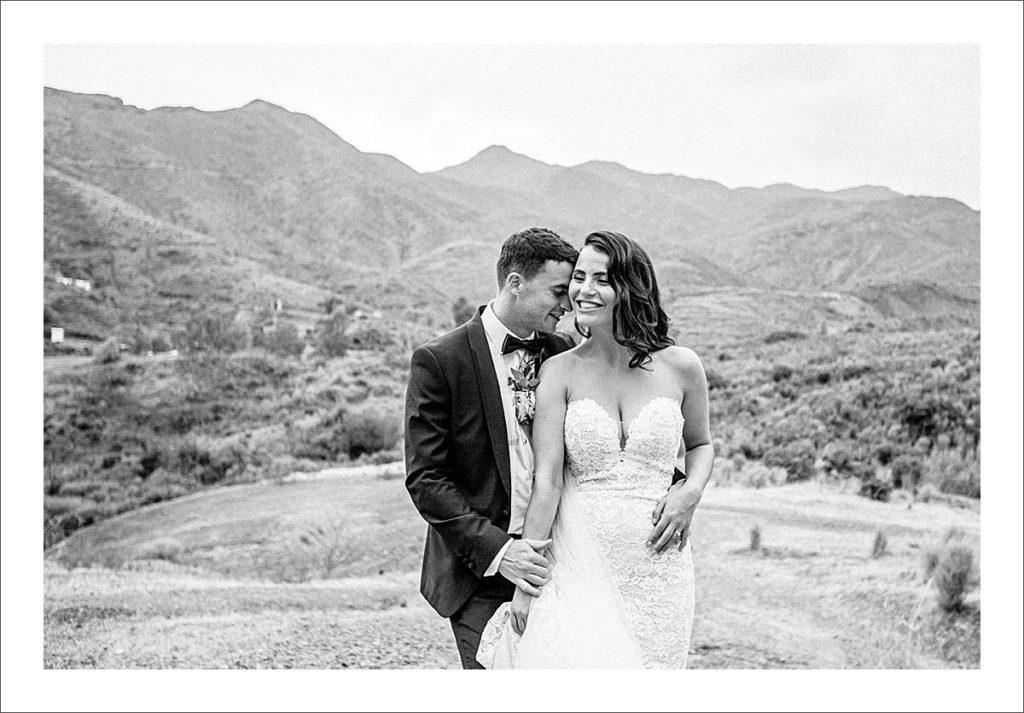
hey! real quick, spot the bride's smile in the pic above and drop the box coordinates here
[570,245,617,327]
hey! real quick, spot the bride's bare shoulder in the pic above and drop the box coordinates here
[657,345,706,376]
[539,348,583,377]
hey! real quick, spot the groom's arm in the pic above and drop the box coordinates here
[404,345,510,577]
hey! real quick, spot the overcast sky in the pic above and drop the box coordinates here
[44,43,980,208]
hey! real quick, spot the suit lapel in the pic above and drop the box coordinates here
[466,310,511,496]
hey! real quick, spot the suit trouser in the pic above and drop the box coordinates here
[449,575,515,669]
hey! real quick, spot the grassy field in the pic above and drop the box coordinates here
[45,467,980,669]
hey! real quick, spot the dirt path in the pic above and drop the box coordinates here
[44,480,979,669]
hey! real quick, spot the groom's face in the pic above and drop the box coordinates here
[513,259,574,333]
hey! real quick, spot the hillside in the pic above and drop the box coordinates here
[44,87,979,349]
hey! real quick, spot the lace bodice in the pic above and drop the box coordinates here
[564,396,683,496]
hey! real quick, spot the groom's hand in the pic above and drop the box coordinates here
[648,481,701,553]
[498,538,552,596]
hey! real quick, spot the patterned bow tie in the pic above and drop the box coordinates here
[501,333,545,355]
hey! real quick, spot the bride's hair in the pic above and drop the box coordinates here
[579,231,674,369]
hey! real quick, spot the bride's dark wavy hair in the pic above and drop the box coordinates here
[576,231,674,370]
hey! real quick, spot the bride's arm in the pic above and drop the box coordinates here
[649,347,715,553]
[511,356,570,634]
[521,358,570,541]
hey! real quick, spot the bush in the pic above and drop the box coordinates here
[762,439,817,482]
[840,364,873,381]
[770,364,794,382]
[859,478,892,502]
[314,312,350,358]
[256,322,305,358]
[451,296,476,327]
[93,338,122,364]
[743,461,788,489]
[174,440,245,485]
[764,330,808,344]
[921,527,966,580]
[180,310,250,353]
[874,444,896,466]
[343,401,402,459]
[704,368,729,391]
[135,537,184,562]
[928,452,980,498]
[44,495,90,518]
[933,545,977,612]
[346,323,396,351]
[891,455,924,490]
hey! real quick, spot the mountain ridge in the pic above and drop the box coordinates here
[43,87,979,346]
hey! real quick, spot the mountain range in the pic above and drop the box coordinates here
[43,87,980,347]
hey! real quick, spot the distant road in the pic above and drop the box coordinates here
[44,351,180,376]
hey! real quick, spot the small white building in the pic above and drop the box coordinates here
[73,279,92,292]
[50,327,64,344]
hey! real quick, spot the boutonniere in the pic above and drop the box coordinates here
[509,364,541,427]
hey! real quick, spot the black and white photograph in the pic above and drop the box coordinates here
[2,2,1022,712]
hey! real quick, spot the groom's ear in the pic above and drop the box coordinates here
[505,272,524,295]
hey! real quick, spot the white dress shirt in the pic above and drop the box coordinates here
[480,302,537,577]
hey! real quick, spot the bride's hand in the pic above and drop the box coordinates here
[510,586,535,636]
[649,480,702,553]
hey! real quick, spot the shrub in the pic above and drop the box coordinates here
[256,322,305,358]
[764,330,808,344]
[742,461,788,489]
[451,296,476,327]
[314,312,350,358]
[840,364,873,381]
[44,495,90,519]
[922,527,966,581]
[174,440,244,485]
[58,480,106,498]
[762,439,817,482]
[933,545,977,612]
[891,455,924,490]
[346,323,396,351]
[179,310,250,353]
[704,368,729,391]
[928,452,981,498]
[859,478,892,502]
[295,518,350,578]
[93,338,122,364]
[770,364,794,382]
[135,537,184,562]
[343,401,402,459]
[874,444,896,466]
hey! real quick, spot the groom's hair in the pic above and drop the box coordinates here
[496,227,578,286]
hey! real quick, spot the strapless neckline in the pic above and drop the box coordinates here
[567,396,681,450]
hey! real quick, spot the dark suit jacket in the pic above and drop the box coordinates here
[404,308,575,617]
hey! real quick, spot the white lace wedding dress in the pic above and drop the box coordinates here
[477,396,695,669]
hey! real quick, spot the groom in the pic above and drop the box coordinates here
[404,227,580,668]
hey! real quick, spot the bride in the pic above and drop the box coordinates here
[477,230,714,669]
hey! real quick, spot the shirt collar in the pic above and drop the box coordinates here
[482,302,536,347]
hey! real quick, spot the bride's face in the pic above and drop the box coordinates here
[570,245,617,329]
